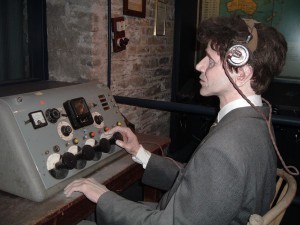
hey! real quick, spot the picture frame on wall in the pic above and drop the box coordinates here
[123,0,146,18]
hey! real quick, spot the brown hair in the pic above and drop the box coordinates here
[197,15,287,94]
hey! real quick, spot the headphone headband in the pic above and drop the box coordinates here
[226,18,260,67]
[242,18,260,52]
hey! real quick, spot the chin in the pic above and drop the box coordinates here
[200,89,210,97]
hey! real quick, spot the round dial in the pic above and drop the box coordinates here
[45,108,61,123]
[47,153,61,171]
[85,138,96,147]
[68,145,79,155]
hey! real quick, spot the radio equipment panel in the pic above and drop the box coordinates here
[0,82,126,202]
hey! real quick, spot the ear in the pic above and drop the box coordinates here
[236,64,253,87]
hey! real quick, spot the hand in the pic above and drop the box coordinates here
[107,126,140,156]
[64,178,109,203]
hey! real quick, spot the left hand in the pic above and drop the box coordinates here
[64,178,109,203]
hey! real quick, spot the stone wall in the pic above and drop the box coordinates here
[47,0,174,136]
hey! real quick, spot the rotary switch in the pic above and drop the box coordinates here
[109,132,123,145]
[94,138,111,154]
[75,145,95,169]
[79,145,95,160]
[117,37,129,48]
[61,125,72,136]
[93,132,123,155]
[94,115,104,125]
[48,152,76,179]
[45,108,61,123]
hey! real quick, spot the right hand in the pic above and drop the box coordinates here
[107,126,140,156]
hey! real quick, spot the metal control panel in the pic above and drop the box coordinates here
[0,82,126,202]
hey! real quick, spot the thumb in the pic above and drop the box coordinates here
[115,140,124,148]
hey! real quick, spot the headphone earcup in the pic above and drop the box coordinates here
[226,45,249,67]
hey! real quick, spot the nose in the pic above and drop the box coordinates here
[195,56,207,73]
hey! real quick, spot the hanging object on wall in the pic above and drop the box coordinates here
[111,17,129,52]
[123,0,146,18]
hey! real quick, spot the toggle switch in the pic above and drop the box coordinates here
[112,16,129,52]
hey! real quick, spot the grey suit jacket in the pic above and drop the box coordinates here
[96,106,277,225]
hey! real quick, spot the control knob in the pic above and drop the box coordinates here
[93,132,123,156]
[75,145,95,169]
[45,108,61,123]
[61,125,72,136]
[109,132,123,145]
[78,145,95,160]
[94,138,111,154]
[49,152,76,179]
[118,37,129,48]
[94,115,104,125]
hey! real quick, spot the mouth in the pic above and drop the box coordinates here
[199,76,205,84]
[199,75,207,88]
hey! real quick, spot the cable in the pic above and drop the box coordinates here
[107,0,112,88]
[223,55,299,176]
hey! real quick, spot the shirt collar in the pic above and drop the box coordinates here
[217,95,262,122]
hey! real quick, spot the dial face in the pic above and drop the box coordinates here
[46,153,60,170]
[85,138,96,147]
[28,110,48,129]
[68,145,79,155]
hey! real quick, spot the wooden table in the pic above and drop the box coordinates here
[0,134,170,225]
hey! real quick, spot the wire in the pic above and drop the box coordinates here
[223,54,299,176]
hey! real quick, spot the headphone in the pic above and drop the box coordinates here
[222,19,299,176]
[227,44,250,67]
[226,18,259,67]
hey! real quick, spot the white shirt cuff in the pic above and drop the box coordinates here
[132,145,151,169]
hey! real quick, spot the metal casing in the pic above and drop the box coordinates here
[0,82,125,201]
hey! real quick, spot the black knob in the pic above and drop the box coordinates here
[110,132,123,145]
[46,108,61,123]
[119,37,129,47]
[61,125,72,136]
[94,115,104,125]
[94,138,111,153]
[56,152,76,170]
[79,145,95,160]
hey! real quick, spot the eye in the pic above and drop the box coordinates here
[208,58,215,68]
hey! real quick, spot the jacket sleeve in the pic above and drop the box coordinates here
[96,146,246,225]
[142,154,184,191]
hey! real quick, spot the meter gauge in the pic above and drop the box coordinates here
[28,110,48,129]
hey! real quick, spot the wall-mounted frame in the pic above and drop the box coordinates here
[123,0,146,18]
[154,0,167,36]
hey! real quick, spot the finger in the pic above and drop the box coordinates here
[115,139,125,148]
[64,179,91,197]
[64,178,85,190]
[86,178,100,185]
[106,126,124,134]
[64,180,87,197]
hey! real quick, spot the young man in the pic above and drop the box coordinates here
[64,15,287,224]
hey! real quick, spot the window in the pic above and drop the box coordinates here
[0,0,48,85]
